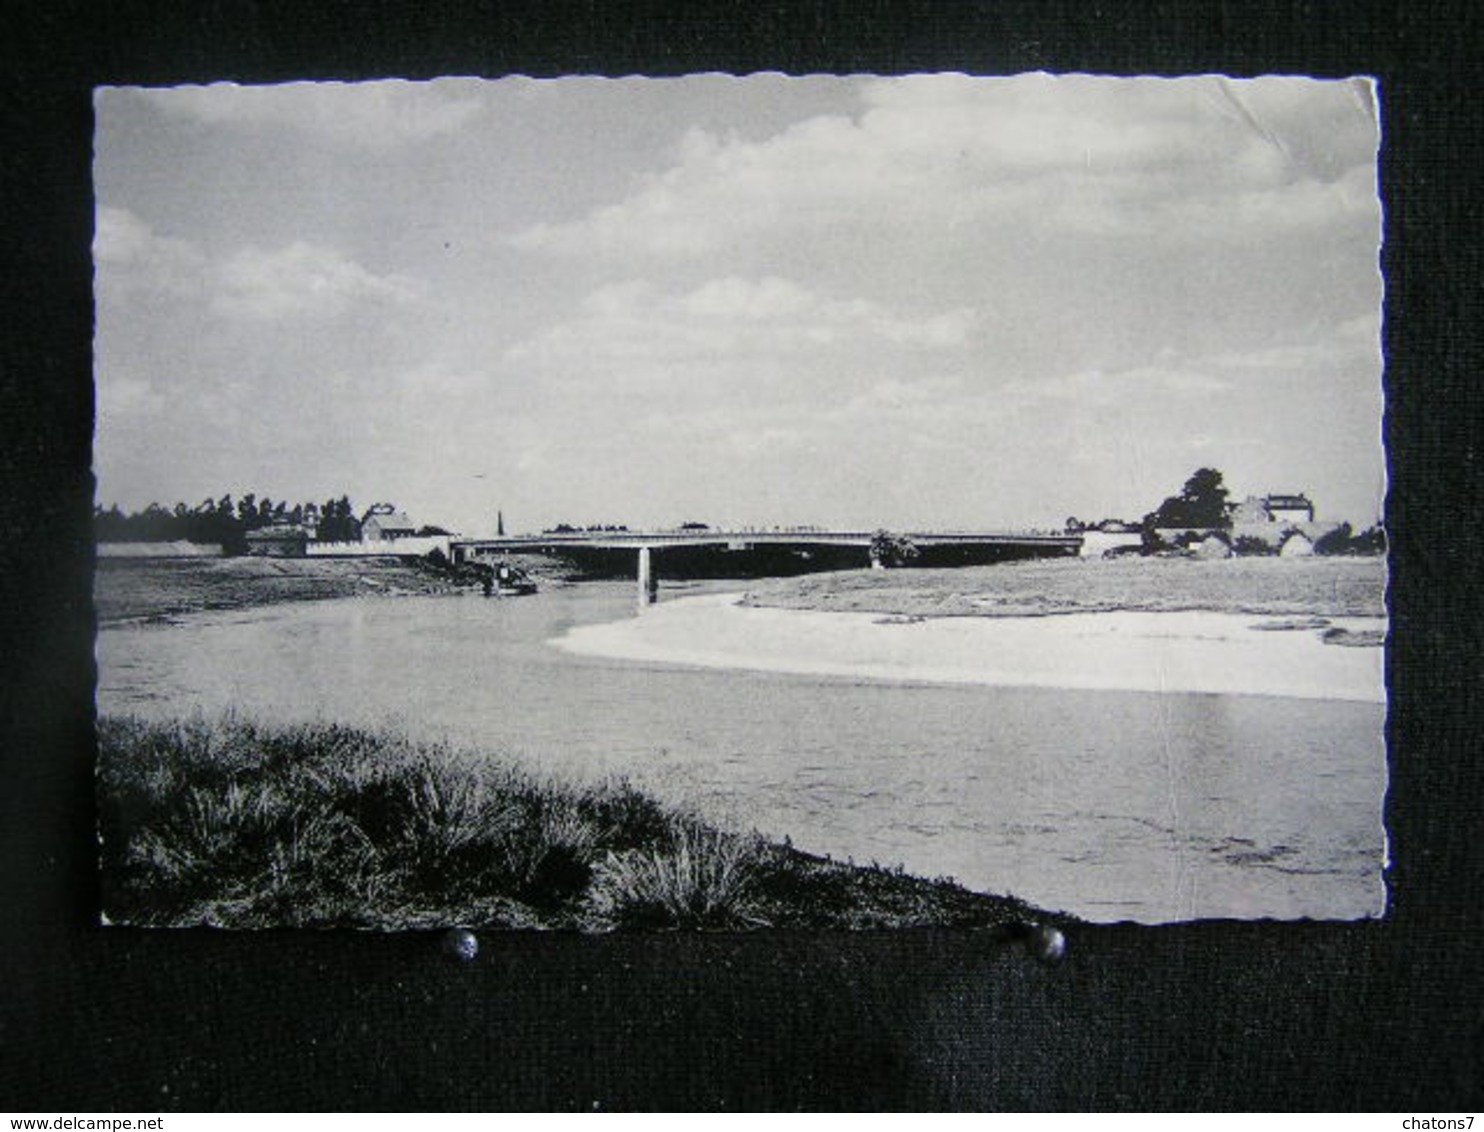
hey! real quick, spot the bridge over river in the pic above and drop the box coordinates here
[450,529,1083,609]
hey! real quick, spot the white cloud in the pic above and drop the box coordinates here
[682,275,815,320]
[1206,314,1381,374]
[842,376,963,412]
[94,209,419,323]
[723,424,807,458]
[1006,362,1233,406]
[94,206,205,299]
[508,75,1378,263]
[505,275,977,384]
[132,80,486,149]
[96,375,164,418]
[211,242,421,321]
[93,206,153,263]
[1156,161,1379,242]
[393,362,497,397]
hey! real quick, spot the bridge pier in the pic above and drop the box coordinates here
[637,546,658,610]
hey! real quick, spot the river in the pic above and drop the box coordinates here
[96,581,1388,923]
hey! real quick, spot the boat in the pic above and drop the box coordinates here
[484,561,538,597]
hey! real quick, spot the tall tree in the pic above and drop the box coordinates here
[1145,467,1232,530]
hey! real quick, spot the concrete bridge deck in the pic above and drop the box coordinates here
[451,529,1083,610]
[452,529,1081,552]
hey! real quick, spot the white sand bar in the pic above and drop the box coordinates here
[554,594,1386,704]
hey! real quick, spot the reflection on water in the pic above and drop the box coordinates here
[96,582,1388,923]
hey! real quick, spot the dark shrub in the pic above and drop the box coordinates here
[1314,522,1354,555]
[1233,534,1276,556]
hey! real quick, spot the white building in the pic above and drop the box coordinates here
[1264,494,1316,524]
[361,506,418,542]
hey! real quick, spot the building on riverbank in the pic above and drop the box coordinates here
[361,505,419,543]
[1232,493,1318,526]
[1265,493,1317,524]
[244,524,309,557]
[1143,492,1341,557]
[306,534,453,558]
[1229,493,1336,554]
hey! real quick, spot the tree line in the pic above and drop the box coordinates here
[1138,468,1384,555]
[94,493,362,554]
[1064,468,1385,556]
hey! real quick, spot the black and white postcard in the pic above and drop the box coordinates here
[93,74,1387,930]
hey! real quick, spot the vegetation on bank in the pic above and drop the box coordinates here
[1064,467,1386,556]
[94,551,584,626]
[741,555,1388,620]
[94,492,395,554]
[92,555,483,625]
[98,715,1047,932]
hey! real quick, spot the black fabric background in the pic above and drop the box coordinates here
[2,1,1480,1112]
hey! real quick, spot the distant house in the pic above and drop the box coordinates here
[1222,493,1329,555]
[1278,530,1315,557]
[1265,494,1316,524]
[244,524,308,558]
[1230,495,1272,524]
[1230,493,1317,525]
[361,505,418,543]
[1080,529,1145,558]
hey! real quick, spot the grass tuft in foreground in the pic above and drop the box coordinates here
[586,824,769,931]
[98,715,1048,932]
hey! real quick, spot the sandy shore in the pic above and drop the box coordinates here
[553,593,1386,703]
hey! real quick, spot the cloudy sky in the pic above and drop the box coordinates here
[94,74,1384,534]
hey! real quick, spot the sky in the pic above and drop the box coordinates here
[93,73,1385,535]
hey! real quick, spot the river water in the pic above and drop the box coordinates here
[96,582,1388,923]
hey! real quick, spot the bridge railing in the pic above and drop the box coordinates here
[452,529,1082,549]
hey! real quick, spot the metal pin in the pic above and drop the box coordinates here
[442,927,479,962]
[1003,921,1067,963]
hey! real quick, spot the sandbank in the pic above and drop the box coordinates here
[553,593,1386,703]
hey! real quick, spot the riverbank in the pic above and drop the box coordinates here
[740,555,1387,619]
[93,556,465,624]
[558,554,1388,702]
[98,714,1051,931]
[93,554,564,625]
[556,595,1385,702]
